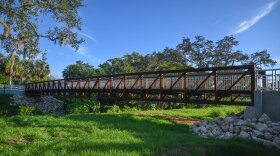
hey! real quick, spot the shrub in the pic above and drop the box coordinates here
[107,105,121,113]
[58,97,101,114]
[0,94,19,117]
[18,106,38,116]
[122,106,138,112]
[209,109,225,118]
[72,105,89,114]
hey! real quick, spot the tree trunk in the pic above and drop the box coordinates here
[7,51,15,86]
[8,74,12,85]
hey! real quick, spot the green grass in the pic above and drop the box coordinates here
[0,113,279,156]
[0,95,279,155]
[133,105,245,120]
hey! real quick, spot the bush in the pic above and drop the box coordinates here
[122,106,138,112]
[18,106,38,116]
[0,94,19,117]
[107,105,121,113]
[58,97,101,114]
[209,109,225,118]
[72,105,89,114]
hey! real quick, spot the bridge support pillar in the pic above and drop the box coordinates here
[244,91,280,122]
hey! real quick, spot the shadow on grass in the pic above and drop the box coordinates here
[6,114,280,156]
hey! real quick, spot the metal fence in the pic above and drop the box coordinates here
[0,84,25,95]
[256,69,280,91]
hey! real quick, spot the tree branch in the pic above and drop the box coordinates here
[0,17,10,39]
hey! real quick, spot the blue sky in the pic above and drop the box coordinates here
[42,0,280,77]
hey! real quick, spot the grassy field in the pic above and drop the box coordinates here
[133,105,245,120]
[0,113,280,156]
[0,95,280,156]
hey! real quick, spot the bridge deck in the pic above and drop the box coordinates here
[25,65,255,106]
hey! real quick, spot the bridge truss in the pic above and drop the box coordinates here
[25,65,256,106]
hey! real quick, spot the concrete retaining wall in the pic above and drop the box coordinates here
[245,91,280,122]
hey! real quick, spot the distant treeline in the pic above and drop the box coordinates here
[62,36,276,79]
[0,53,50,85]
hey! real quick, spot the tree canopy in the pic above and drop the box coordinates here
[62,35,277,79]
[62,60,98,79]
[0,0,84,84]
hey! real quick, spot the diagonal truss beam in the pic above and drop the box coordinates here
[227,69,250,91]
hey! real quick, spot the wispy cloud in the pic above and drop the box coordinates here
[78,32,96,42]
[233,0,278,34]
[75,45,103,63]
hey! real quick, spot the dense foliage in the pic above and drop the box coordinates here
[63,36,277,78]
[0,94,41,116]
[0,0,84,84]
[62,60,99,79]
[0,52,50,84]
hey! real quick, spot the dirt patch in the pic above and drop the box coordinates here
[7,135,34,145]
[155,144,191,156]
[156,144,207,156]
[135,113,201,125]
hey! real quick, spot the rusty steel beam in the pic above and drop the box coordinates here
[194,71,214,92]
[25,65,255,106]
[227,69,250,91]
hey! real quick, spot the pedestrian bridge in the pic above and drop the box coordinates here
[25,65,257,106]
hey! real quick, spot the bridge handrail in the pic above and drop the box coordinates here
[26,65,255,84]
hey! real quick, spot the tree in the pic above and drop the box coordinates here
[247,50,276,69]
[211,36,239,66]
[4,51,18,85]
[177,36,213,68]
[63,60,97,79]
[98,52,142,75]
[230,51,249,66]
[177,35,277,69]
[0,0,84,84]
[64,35,277,80]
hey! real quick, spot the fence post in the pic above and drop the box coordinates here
[251,65,256,106]
[214,69,218,101]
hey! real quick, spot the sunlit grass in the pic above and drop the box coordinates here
[133,105,245,120]
[0,112,279,156]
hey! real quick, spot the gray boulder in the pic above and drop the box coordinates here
[259,114,271,123]
[239,131,250,139]
[264,132,273,141]
[273,137,280,145]
[224,116,235,123]
[255,123,268,132]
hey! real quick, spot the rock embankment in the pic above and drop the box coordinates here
[10,95,65,115]
[191,114,280,149]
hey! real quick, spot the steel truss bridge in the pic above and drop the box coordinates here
[25,65,256,106]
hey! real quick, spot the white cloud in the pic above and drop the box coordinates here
[78,32,96,42]
[233,0,277,34]
[76,45,103,63]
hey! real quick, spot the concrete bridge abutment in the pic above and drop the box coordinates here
[245,91,280,122]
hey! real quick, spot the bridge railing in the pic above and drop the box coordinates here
[25,65,255,106]
[256,68,280,91]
